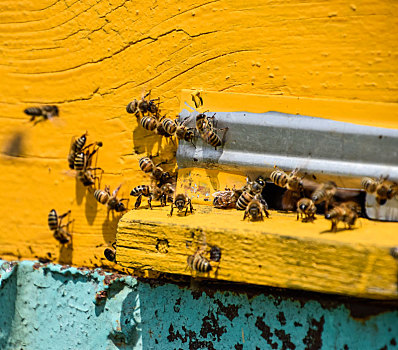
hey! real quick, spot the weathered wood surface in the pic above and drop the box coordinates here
[117,205,398,300]
[0,0,397,273]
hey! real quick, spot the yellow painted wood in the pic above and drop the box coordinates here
[117,205,398,299]
[0,0,397,281]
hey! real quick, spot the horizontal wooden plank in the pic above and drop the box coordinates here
[117,204,398,300]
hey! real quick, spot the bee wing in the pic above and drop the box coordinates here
[61,169,78,177]
[69,136,78,153]
[112,183,122,197]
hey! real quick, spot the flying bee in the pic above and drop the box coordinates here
[212,187,240,209]
[243,195,270,221]
[361,176,397,205]
[296,198,316,222]
[48,209,73,244]
[169,194,193,216]
[325,201,358,232]
[311,181,337,211]
[236,176,266,210]
[67,132,88,169]
[187,247,212,273]
[104,243,116,263]
[24,105,59,124]
[130,183,174,209]
[95,184,128,213]
[126,91,160,117]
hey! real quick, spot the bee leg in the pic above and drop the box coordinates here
[135,194,143,209]
[263,207,270,218]
[148,195,152,210]
[243,211,248,221]
[169,204,174,217]
[185,205,189,216]
[189,200,193,214]
[296,212,300,221]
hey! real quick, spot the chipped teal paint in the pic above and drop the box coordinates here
[0,260,397,350]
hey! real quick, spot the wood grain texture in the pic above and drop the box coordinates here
[0,0,397,273]
[117,205,398,299]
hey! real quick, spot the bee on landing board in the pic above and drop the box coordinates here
[296,198,316,222]
[361,176,398,205]
[25,105,59,124]
[130,183,174,209]
[243,195,270,221]
[212,187,240,209]
[236,176,266,211]
[311,181,337,211]
[94,184,128,213]
[48,209,73,244]
[325,201,359,232]
[126,91,160,117]
[104,242,117,263]
[169,194,193,216]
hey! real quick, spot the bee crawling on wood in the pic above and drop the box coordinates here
[104,242,116,263]
[94,184,128,213]
[325,201,359,232]
[74,141,103,187]
[67,131,88,169]
[296,198,317,222]
[130,183,174,209]
[311,181,337,211]
[187,245,221,274]
[243,194,270,221]
[361,176,398,205]
[48,209,73,244]
[236,176,266,211]
[163,115,196,147]
[126,91,160,117]
[138,156,174,186]
[24,105,59,124]
[169,194,193,216]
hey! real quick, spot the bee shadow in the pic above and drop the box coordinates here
[319,226,359,234]
[75,178,87,205]
[85,188,98,226]
[2,131,27,157]
[59,240,73,265]
[102,212,123,244]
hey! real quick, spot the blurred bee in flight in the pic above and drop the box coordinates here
[48,209,73,244]
[361,176,398,205]
[311,181,337,212]
[24,105,59,125]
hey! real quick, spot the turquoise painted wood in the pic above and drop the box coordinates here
[0,260,397,349]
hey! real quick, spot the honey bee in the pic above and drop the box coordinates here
[311,181,337,211]
[48,209,73,244]
[162,117,177,135]
[74,142,103,187]
[195,112,228,149]
[139,156,155,173]
[130,183,174,209]
[187,247,212,273]
[24,105,59,123]
[104,242,116,263]
[296,198,316,222]
[94,184,128,213]
[67,132,88,169]
[126,91,159,117]
[361,176,398,205]
[325,201,359,232]
[169,194,193,216]
[236,176,266,210]
[243,195,270,221]
[270,167,304,193]
[175,117,195,147]
[212,187,240,209]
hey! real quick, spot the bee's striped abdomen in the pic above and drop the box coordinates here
[24,107,42,116]
[270,170,288,188]
[139,157,154,173]
[130,185,150,197]
[140,116,157,131]
[236,192,254,210]
[74,152,85,171]
[361,177,377,193]
[203,130,222,147]
[188,254,212,272]
[162,118,177,135]
[94,190,109,204]
[48,209,58,231]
